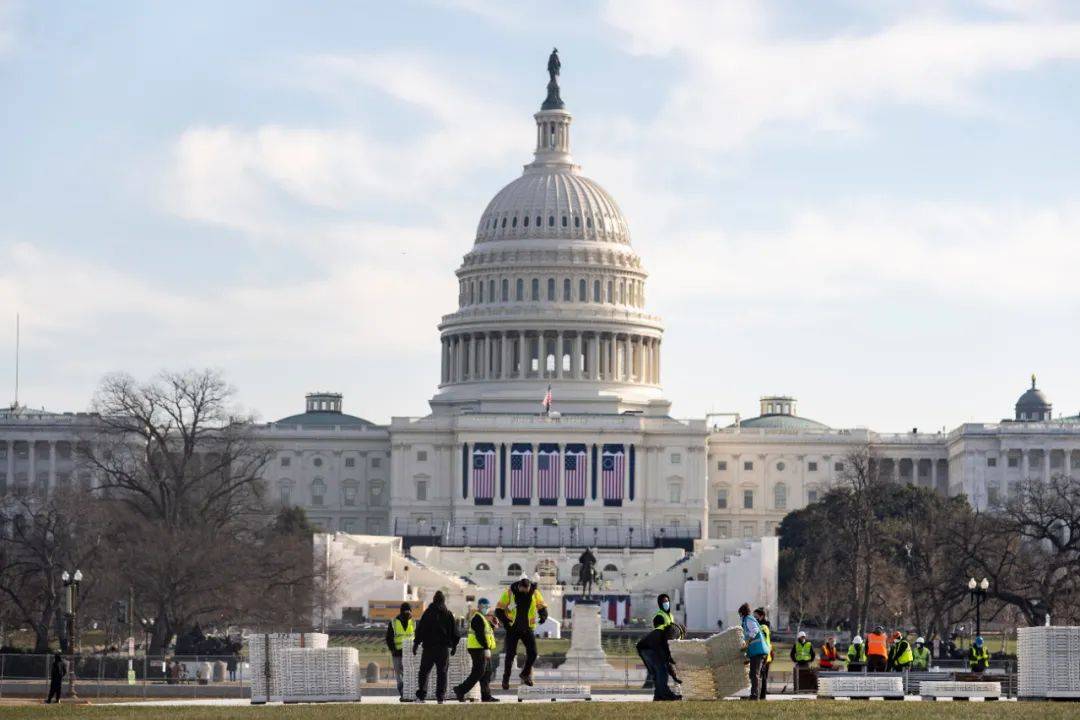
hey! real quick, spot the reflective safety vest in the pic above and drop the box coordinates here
[847,644,867,665]
[893,640,913,668]
[391,618,414,651]
[969,646,989,670]
[498,588,546,629]
[912,646,931,671]
[654,608,674,629]
[466,611,496,651]
[760,623,774,664]
[866,632,888,658]
[794,640,814,663]
[820,643,838,668]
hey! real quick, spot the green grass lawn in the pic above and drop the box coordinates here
[0,701,1073,720]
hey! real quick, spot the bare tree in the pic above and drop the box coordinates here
[835,446,887,633]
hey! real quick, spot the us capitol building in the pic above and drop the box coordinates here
[3,55,1079,624]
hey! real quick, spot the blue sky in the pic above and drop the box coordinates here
[3,0,1080,429]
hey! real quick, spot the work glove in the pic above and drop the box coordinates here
[537,608,548,624]
[484,649,491,659]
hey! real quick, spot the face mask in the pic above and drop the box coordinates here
[661,601,670,611]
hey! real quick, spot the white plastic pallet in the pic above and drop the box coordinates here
[818,676,904,699]
[517,684,591,702]
[920,681,1001,700]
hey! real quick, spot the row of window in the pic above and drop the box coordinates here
[714,484,818,511]
[713,521,781,540]
[459,275,644,308]
[987,452,1078,469]
[278,478,384,507]
[483,211,620,235]
[280,455,382,468]
[716,459,843,473]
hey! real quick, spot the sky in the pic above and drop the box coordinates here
[2,0,1080,430]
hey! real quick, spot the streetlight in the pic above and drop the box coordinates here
[968,577,990,637]
[61,569,83,699]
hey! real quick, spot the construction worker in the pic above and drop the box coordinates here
[887,631,913,672]
[846,635,867,672]
[495,575,547,689]
[753,608,774,699]
[384,601,414,699]
[636,623,681,701]
[968,636,990,673]
[790,630,816,668]
[738,602,771,701]
[453,598,499,703]
[912,637,931,671]
[819,634,840,671]
[412,591,460,703]
[865,625,889,672]
[644,594,675,689]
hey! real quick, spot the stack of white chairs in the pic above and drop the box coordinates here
[249,633,328,703]
[1018,626,1080,699]
[817,675,904,699]
[281,646,361,703]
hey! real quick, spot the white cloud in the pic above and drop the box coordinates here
[0,0,19,56]
[646,198,1080,312]
[602,0,1080,150]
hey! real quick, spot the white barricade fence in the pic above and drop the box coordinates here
[1018,626,1080,699]
[249,633,328,704]
[920,681,1001,700]
[517,684,591,702]
[282,647,361,703]
[817,675,904,699]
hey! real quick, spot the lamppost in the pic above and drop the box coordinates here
[968,577,989,637]
[61,569,83,699]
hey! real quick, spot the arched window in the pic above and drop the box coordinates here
[607,281,613,303]
[342,481,358,507]
[507,563,522,577]
[524,215,530,227]
[547,278,555,300]
[548,215,555,227]
[478,282,484,303]
[501,278,509,302]
[511,216,517,227]
[278,479,293,506]
[574,216,580,228]
[468,282,474,304]
[501,217,506,228]
[476,562,491,571]
[311,478,326,507]
[536,215,541,227]
[593,280,601,302]
[587,216,593,229]
[516,278,524,301]
[603,564,618,573]
[563,278,571,301]
[488,279,495,303]
[774,483,787,510]
[562,215,567,227]
[531,278,540,301]
[579,279,587,301]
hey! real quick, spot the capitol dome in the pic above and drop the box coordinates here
[429,51,668,416]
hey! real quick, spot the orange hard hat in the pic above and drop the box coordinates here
[892,631,902,640]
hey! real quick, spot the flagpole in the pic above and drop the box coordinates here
[13,313,19,409]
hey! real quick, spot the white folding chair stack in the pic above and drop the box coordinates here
[817,675,904,699]
[249,632,329,703]
[1018,626,1080,699]
[281,647,361,703]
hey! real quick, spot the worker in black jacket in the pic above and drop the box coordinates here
[636,624,680,701]
[494,575,547,689]
[46,652,66,703]
[412,591,460,703]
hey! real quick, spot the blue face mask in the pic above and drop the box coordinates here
[661,601,671,611]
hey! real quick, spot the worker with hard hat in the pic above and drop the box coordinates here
[495,575,547,689]
[865,625,889,672]
[846,635,867,672]
[819,634,839,671]
[384,601,415,699]
[968,636,990,673]
[453,598,499,703]
[886,631,913,672]
[912,637,931,671]
[790,630,816,668]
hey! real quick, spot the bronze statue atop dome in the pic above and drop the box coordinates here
[542,47,564,110]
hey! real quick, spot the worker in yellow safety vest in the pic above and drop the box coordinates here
[790,630,816,668]
[753,607,774,699]
[912,637,931,671]
[846,635,867,672]
[453,598,499,703]
[495,575,547,689]
[384,602,415,698]
[887,631,913,671]
[969,636,990,673]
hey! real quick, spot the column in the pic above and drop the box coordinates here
[456,337,463,382]
[535,333,543,378]
[556,332,564,379]
[28,441,36,491]
[6,440,13,489]
[500,333,509,380]
[572,333,581,379]
[48,441,56,489]
[655,339,661,384]
[608,334,616,381]
[930,460,937,491]
[518,334,526,379]
[483,333,491,379]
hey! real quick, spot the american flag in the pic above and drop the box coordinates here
[510,445,532,503]
[602,445,625,504]
[537,446,559,504]
[542,384,552,414]
[564,445,587,504]
[472,445,496,502]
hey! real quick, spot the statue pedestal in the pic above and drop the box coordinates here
[565,601,607,664]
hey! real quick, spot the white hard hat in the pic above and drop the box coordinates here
[916,636,925,644]
[797,631,807,638]
[852,635,863,644]
[518,574,531,584]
